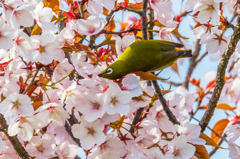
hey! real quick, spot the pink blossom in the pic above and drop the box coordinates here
[185,0,199,12]
[158,27,174,41]
[8,116,42,141]
[25,133,56,159]
[75,16,107,36]
[226,124,240,142]
[88,135,125,159]
[165,136,196,159]
[176,120,206,145]
[72,51,95,77]
[35,103,70,127]
[33,2,56,30]
[140,147,164,159]
[55,141,78,159]
[228,142,240,159]
[104,82,132,115]
[13,30,32,58]
[10,3,35,29]
[121,74,143,97]
[194,0,220,25]
[0,18,14,50]
[72,117,106,150]
[77,93,105,122]
[0,93,34,124]
[87,0,103,16]
[115,35,135,56]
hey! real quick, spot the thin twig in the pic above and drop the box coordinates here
[182,39,201,89]
[209,133,227,157]
[22,67,41,94]
[118,5,141,14]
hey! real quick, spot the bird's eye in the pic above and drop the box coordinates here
[106,68,113,74]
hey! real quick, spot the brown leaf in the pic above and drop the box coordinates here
[211,119,229,144]
[200,133,224,148]
[216,103,234,111]
[43,0,60,15]
[133,71,167,81]
[32,101,43,110]
[27,85,38,96]
[170,62,179,75]
[171,28,189,39]
[103,7,109,15]
[128,3,143,11]
[31,24,42,36]
[105,16,116,32]
[194,145,210,159]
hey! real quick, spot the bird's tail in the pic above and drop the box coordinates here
[177,49,192,58]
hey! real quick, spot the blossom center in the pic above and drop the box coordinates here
[121,84,129,90]
[173,150,180,156]
[111,97,118,105]
[88,128,95,135]
[92,102,100,109]
[12,100,20,108]
[206,5,214,12]
[88,24,95,33]
[36,144,44,152]
[38,45,45,53]
[48,105,56,114]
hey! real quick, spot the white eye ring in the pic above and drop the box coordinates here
[106,68,113,74]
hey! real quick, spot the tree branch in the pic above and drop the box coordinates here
[182,39,201,89]
[200,14,240,132]
[118,5,141,14]
[209,133,227,157]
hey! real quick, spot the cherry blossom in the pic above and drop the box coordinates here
[115,35,135,56]
[176,120,206,145]
[104,82,132,115]
[228,142,240,159]
[25,133,56,159]
[32,2,56,31]
[71,51,95,77]
[75,16,107,36]
[0,18,14,50]
[165,135,196,159]
[121,74,143,97]
[194,0,220,25]
[0,93,34,124]
[10,3,35,29]
[55,141,78,159]
[8,115,42,141]
[72,117,106,150]
[226,124,240,142]
[35,103,70,127]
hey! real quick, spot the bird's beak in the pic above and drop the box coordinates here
[98,72,104,77]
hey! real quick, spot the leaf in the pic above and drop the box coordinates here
[54,15,67,25]
[153,21,165,27]
[43,0,60,15]
[171,28,189,39]
[128,3,143,11]
[211,119,229,144]
[216,103,234,111]
[105,16,116,32]
[32,101,43,110]
[31,24,42,36]
[133,71,168,81]
[170,62,179,75]
[194,145,210,159]
[200,133,224,148]
[103,7,109,15]
[27,85,38,96]
[119,21,129,31]
[136,30,143,38]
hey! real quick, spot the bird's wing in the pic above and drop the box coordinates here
[154,40,184,51]
[148,50,178,72]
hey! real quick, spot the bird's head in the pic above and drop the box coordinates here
[98,61,128,80]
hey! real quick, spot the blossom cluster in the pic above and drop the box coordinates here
[0,0,239,158]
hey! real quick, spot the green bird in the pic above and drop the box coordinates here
[98,40,192,80]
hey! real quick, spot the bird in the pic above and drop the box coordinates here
[98,40,192,80]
